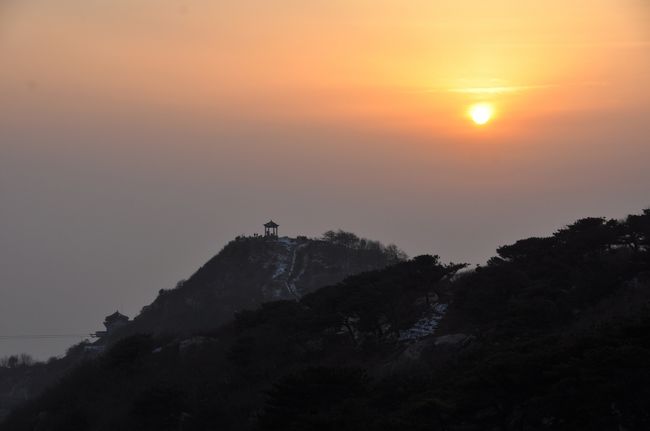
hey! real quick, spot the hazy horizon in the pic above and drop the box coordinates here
[1,0,649,359]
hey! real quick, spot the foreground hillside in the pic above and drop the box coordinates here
[2,211,649,430]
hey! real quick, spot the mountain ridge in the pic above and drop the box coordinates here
[2,211,649,430]
[0,230,405,419]
[105,233,406,342]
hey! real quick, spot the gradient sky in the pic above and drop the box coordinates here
[1,0,649,359]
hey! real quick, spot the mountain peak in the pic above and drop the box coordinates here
[104,232,405,341]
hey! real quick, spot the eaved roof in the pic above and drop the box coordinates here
[105,311,129,322]
[264,220,279,228]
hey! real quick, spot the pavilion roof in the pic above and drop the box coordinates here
[105,311,129,322]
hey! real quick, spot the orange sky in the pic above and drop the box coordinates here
[2,0,649,135]
[0,0,649,359]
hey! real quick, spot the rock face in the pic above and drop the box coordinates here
[106,235,402,341]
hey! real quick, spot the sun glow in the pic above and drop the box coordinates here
[469,103,494,125]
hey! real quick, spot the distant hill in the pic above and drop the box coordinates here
[0,231,404,420]
[105,233,405,341]
[2,211,649,430]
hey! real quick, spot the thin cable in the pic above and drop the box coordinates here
[0,334,92,340]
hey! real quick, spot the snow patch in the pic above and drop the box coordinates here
[284,242,309,299]
[434,333,472,346]
[398,303,448,342]
[269,239,308,299]
[179,336,211,351]
[268,238,304,299]
[272,239,295,280]
[273,260,289,279]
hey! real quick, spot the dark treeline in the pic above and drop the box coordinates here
[321,229,408,262]
[1,210,649,430]
[0,355,34,369]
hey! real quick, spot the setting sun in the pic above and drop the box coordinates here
[469,103,494,125]
[1,1,650,427]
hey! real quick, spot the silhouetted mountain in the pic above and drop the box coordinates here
[0,231,404,420]
[106,233,406,341]
[2,211,649,430]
